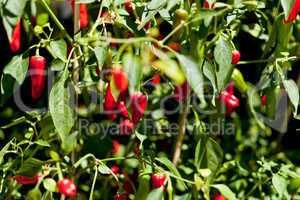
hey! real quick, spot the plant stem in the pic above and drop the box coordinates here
[40,0,73,43]
[89,166,98,200]
[172,98,190,166]
[237,59,272,65]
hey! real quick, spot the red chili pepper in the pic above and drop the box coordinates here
[231,50,241,65]
[151,174,166,188]
[219,91,240,109]
[15,174,41,185]
[30,56,46,101]
[151,74,161,85]
[69,0,89,29]
[112,68,128,93]
[104,83,117,111]
[261,95,267,106]
[57,178,77,197]
[144,21,152,30]
[112,139,121,155]
[174,81,190,102]
[284,0,300,23]
[123,180,134,194]
[213,194,227,200]
[114,193,128,200]
[168,42,182,52]
[79,4,89,29]
[203,0,215,9]
[130,92,148,124]
[124,0,134,14]
[9,19,21,53]
[119,119,134,135]
[111,165,120,174]
[226,81,235,95]
[116,101,129,118]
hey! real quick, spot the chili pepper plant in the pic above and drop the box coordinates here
[0,0,300,199]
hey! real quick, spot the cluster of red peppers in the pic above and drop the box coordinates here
[104,67,148,135]
[14,175,77,197]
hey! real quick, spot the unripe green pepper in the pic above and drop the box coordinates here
[231,68,248,93]
[265,85,280,119]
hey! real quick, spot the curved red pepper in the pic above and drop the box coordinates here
[15,174,41,185]
[130,92,148,124]
[9,19,21,53]
[30,56,46,101]
[213,194,227,200]
[284,0,300,23]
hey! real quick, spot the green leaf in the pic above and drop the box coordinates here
[50,39,67,62]
[214,36,233,90]
[203,61,218,106]
[272,174,287,197]
[49,68,75,144]
[192,9,228,21]
[146,187,164,200]
[43,178,57,192]
[136,174,151,200]
[123,53,143,93]
[26,188,42,200]
[177,54,205,105]
[0,140,12,165]
[51,59,65,71]
[1,54,29,105]
[282,79,299,116]
[94,45,108,70]
[194,133,208,169]
[155,157,187,189]
[17,158,44,177]
[211,184,237,200]
[3,54,29,85]
[206,138,223,178]
[98,162,111,174]
[61,133,77,154]
[3,0,27,17]
[152,59,185,85]
[35,139,51,147]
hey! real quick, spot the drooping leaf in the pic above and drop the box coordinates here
[17,158,44,177]
[49,68,75,145]
[214,36,233,90]
[282,79,299,116]
[272,174,287,197]
[50,39,67,62]
[94,45,108,70]
[146,187,164,200]
[123,53,143,93]
[177,54,205,105]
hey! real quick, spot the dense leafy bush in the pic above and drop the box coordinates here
[0,0,300,199]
